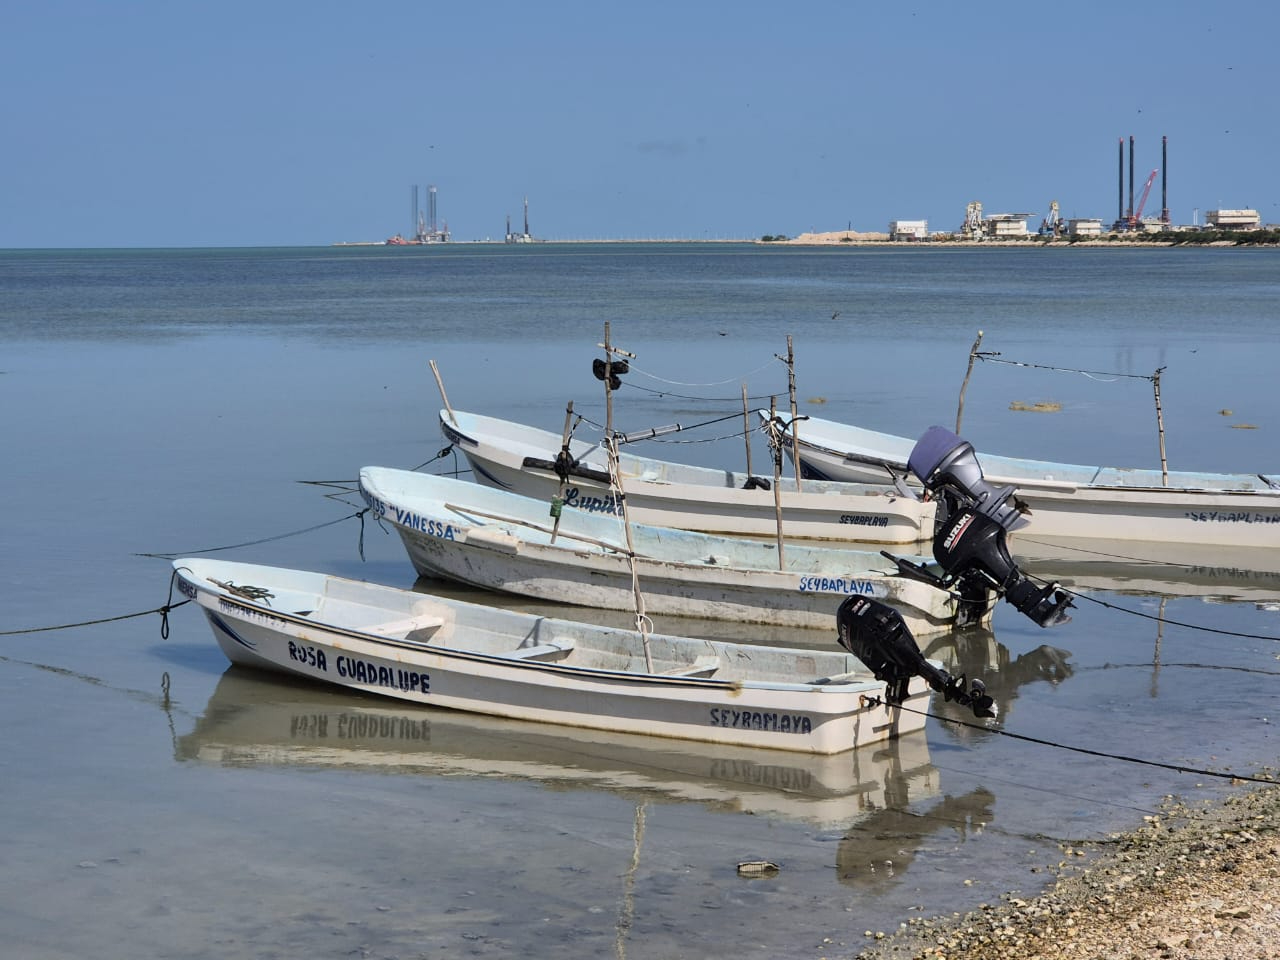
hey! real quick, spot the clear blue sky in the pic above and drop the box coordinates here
[3,1,1275,247]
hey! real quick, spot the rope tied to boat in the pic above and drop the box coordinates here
[863,693,1279,786]
[975,350,1162,384]
[136,509,367,560]
[0,570,193,639]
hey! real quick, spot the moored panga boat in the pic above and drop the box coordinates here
[171,557,933,754]
[439,408,936,546]
[357,467,991,636]
[768,411,1280,552]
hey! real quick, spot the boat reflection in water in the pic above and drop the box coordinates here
[176,613,1066,893]
[1014,536,1280,604]
[177,668,938,831]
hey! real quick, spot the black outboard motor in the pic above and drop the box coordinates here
[907,425,1026,531]
[883,425,1073,628]
[836,596,996,719]
[933,507,1073,627]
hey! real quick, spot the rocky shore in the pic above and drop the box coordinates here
[854,783,1280,960]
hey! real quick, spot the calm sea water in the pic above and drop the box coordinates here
[2,244,1279,958]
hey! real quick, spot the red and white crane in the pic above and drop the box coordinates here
[1128,169,1159,228]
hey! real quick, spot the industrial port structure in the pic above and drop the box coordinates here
[370,136,1263,246]
[918,135,1261,242]
[385,185,450,245]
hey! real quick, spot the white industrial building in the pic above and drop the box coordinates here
[889,219,929,241]
[985,214,1031,238]
[1206,209,1261,230]
[1067,219,1104,237]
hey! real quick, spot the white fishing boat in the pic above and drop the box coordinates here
[357,467,989,636]
[439,408,935,546]
[768,412,1280,550]
[171,557,932,754]
[177,667,941,828]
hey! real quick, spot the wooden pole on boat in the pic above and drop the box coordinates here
[607,431,653,671]
[770,395,786,568]
[430,359,457,425]
[955,330,984,434]
[604,322,616,438]
[1153,366,1169,486]
[549,400,575,544]
[955,329,984,434]
[741,383,754,479]
[600,322,652,669]
[785,335,803,491]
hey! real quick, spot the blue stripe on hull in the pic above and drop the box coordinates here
[209,611,257,651]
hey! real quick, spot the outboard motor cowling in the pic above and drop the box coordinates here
[908,425,1025,531]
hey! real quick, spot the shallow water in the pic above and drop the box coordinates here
[2,244,1278,958]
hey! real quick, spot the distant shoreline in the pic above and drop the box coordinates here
[333,236,1277,249]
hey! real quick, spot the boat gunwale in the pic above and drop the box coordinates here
[193,580,882,696]
[786,414,1280,495]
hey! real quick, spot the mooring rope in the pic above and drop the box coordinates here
[613,379,788,404]
[1023,572,1280,642]
[576,410,753,446]
[135,510,366,560]
[3,569,193,639]
[625,355,782,390]
[0,602,190,638]
[975,350,1159,383]
[864,694,1278,786]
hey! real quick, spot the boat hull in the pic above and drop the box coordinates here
[359,467,975,636]
[442,410,935,546]
[780,414,1280,550]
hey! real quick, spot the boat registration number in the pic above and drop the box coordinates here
[362,491,456,539]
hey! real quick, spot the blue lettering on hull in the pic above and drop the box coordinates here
[361,491,457,540]
[563,486,623,517]
[797,576,878,595]
[337,655,430,695]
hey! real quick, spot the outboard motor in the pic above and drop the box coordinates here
[836,596,996,719]
[885,425,1073,628]
[932,507,1073,627]
[907,425,1026,531]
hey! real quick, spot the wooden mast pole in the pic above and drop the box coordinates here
[770,395,786,569]
[599,322,652,669]
[1153,366,1169,486]
[549,400,575,543]
[785,336,803,490]
[956,329,984,434]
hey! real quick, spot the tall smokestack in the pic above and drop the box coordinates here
[1128,135,1135,221]
[1161,136,1170,224]
[1118,138,1125,223]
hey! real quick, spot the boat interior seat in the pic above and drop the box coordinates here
[660,654,720,677]
[364,613,448,641]
[808,671,870,685]
[500,639,575,662]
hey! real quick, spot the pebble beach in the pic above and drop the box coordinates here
[857,782,1280,960]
